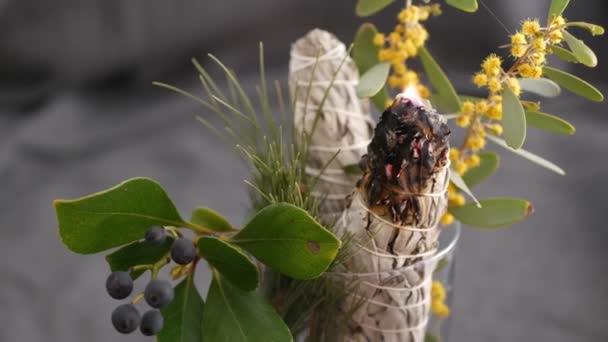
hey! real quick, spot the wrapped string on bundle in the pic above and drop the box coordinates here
[332,93,451,342]
[289,29,375,224]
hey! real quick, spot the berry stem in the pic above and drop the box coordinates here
[131,292,145,304]
[151,255,171,279]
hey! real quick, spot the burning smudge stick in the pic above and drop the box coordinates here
[334,95,451,341]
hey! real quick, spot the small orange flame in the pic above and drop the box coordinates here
[397,84,425,108]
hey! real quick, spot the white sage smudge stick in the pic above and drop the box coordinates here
[289,29,375,224]
[333,91,451,342]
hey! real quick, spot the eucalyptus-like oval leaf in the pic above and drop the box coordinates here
[563,31,598,67]
[548,0,569,19]
[543,66,604,102]
[526,111,575,135]
[461,152,500,187]
[449,172,480,208]
[502,86,527,149]
[356,0,395,17]
[549,45,579,64]
[190,207,233,232]
[357,62,391,98]
[519,78,561,98]
[353,23,390,111]
[54,178,192,254]
[230,203,340,280]
[106,238,173,280]
[446,0,478,12]
[202,273,292,342]
[158,275,204,342]
[419,46,462,113]
[198,236,259,291]
[487,135,565,175]
[566,22,605,36]
[449,198,533,229]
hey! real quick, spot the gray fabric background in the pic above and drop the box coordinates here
[0,1,606,341]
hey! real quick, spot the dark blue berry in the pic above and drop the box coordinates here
[140,310,164,336]
[145,226,167,246]
[171,238,196,265]
[111,304,140,334]
[144,279,174,308]
[106,271,133,300]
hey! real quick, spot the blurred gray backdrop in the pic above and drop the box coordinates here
[0,0,606,341]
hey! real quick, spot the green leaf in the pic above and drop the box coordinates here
[353,23,390,111]
[105,238,173,280]
[54,177,192,254]
[526,111,575,135]
[502,86,527,149]
[356,62,391,98]
[520,100,541,112]
[563,31,598,67]
[549,45,580,64]
[543,66,604,102]
[355,0,395,17]
[190,207,233,232]
[461,152,500,187]
[158,275,204,342]
[450,171,480,208]
[519,78,561,98]
[343,163,363,175]
[425,332,440,342]
[566,22,605,36]
[486,135,565,175]
[449,198,533,229]
[202,273,292,342]
[548,0,569,19]
[446,0,478,12]
[230,203,340,280]
[419,46,462,113]
[198,237,259,291]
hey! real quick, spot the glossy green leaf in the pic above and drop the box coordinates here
[105,238,173,280]
[353,23,390,111]
[230,203,340,280]
[548,0,569,19]
[461,152,500,187]
[549,45,579,64]
[449,198,533,229]
[502,86,527,149]
[519,78,561,98]
[355,0,394,17]
[202,273,292,342]
[566,22,605,36]
[158,275,204,342]
[419,47,461,113]
[563,31,598,67]
[356,62,391,98]
[487,135,565,175]
[450,171,480,207]
[343,163,363,175]
[526,111,575,135]
[543,66,604,102]
[446,0,478,12]
[198,237,259,291]
[54,178,192,254]
[190,207,233,232]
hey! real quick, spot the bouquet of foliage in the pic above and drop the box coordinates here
[54,0,603,341]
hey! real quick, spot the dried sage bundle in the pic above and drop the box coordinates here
[334,96,451,342]
[289,29,375,223]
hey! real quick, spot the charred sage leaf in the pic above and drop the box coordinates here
[450,198,533,229]
[55,178,193,254]
[230,203,340,280]
[198,236,259,291]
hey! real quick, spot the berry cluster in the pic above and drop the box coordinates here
[106,226,197,336]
